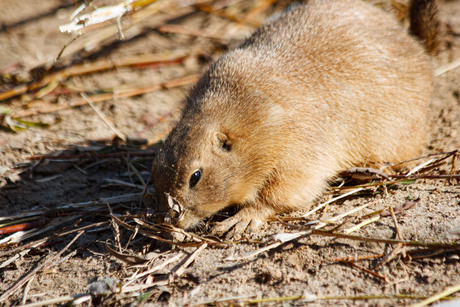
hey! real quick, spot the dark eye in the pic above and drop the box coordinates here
[189,169,202,188]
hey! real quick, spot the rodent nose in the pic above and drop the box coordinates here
[166,194,183,220]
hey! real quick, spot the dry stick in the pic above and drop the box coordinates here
[172,243,208,277]
[0,216,77,245]
[375,206,406,269]
[1,193,140,229]
[0,231,84,303]
[0,239,49,269]
[136,220,224,245]
[331,253,384,262]
[390,207,404,240]
[387,150,457,170]
[27,150,156,161]
[334,173,460,195]
[0,52,188,102]
[57,0,175,60]
[111,214,220,247]
[106,200,123,252]
[405,158,437,177]
[327,201,374,224]
[126,161,146,187]
[450,151,458,184]
[434,57,460,76]
[21,276,34,306]
[408,246,460,260]
[202,294,431,306]
[410,283,460,307]
[0,238,56,259]
[56,221,110,237]
[12,74,199,118]
[121,243,208,293]
[19,293,90,307]
[302,187,364,218]
[158,24,227,40]
[0,219,47,235]
[123,253,184,287]
[343,215,380,234]
[59,0,161,34]
[310,230,459,248]
[385,174,460,180]
[196,3,260,26]
[226,198,372,261]
[344,261,388,282]
[82,93,126,141]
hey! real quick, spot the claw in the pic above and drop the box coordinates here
[212,214,244,237]
[211,207,269,238]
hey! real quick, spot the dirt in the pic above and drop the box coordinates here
[0,0,459,306]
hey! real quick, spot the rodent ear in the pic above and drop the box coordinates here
[213,132,232,151]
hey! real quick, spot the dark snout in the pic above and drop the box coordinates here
[142,185,183,225]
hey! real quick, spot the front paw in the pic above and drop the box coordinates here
[211,209,266,239]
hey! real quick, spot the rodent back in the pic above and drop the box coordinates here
[151,0,434,228]
[194,0,432,163]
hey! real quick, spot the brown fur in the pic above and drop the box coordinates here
[148,0,436,234]
[410,0,440,54]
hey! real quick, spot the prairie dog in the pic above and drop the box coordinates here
[147,0,437,234]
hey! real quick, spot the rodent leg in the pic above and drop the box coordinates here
[212,204,275,238]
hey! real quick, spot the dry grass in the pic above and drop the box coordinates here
[1,143,459,305]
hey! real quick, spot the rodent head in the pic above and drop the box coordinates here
[150,122,243,230]
[148,59,277,229]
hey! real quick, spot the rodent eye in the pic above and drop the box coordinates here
[189,169,202,189]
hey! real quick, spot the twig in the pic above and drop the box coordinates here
[410,283,460,307]
[1,52,189,102]
[434,57,460,76]
[112,215,224,247]
[343,261,388,282]
[227,198,375,260]
[375,206,406,268]
[390,206,404,240]
[193,293,434,306]
[405,158,437,177]
[379,200,419,217]
[310,229,460,248]
[0,216,77,245]
[11,74,199,118]
[343,215,380,234]
[22,276,34,306]
[0,239,48,269]
[27,150,156,161]
[326,201,375,224]
[82,93,126,141]
[19,293,90,307]
[107,200,123,252]
[123,253,184,287]
[387,150,457,169]
[0,231,84,303]
[302,187,364,218]
[120,243,208,294]
[0,219,47,235]
[158,24,228,40]
[57,0,185,60]
[171,243,207,277]
[196,3,260,27]
[330,253,384,262]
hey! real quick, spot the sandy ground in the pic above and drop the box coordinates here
[0,0,459,306]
